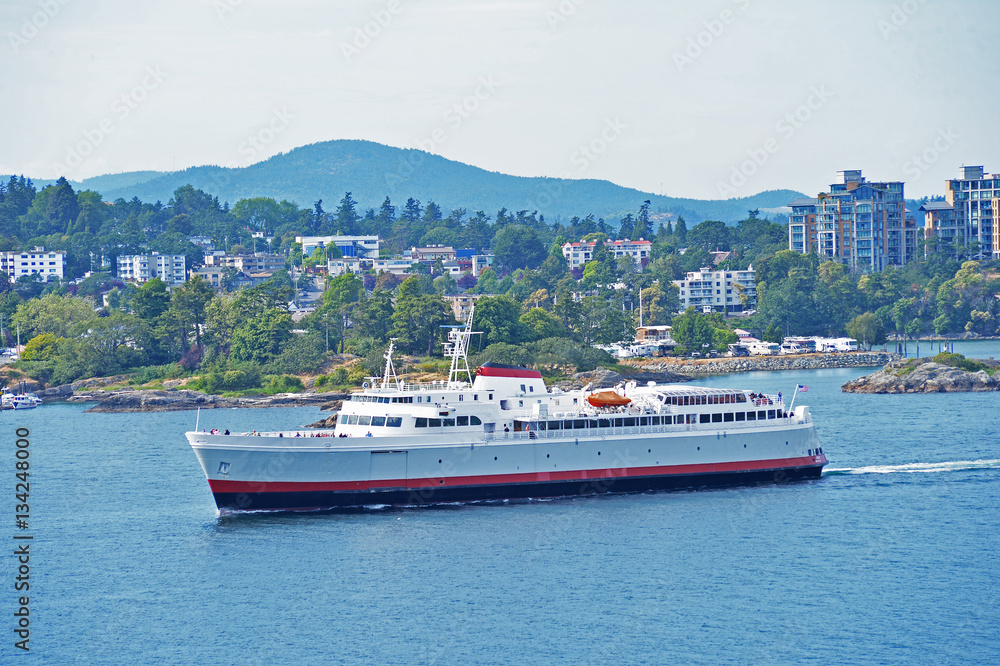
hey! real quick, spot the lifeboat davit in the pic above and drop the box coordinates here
[587,390,631,408]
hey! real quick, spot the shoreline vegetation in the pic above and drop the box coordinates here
[36,351,898,413]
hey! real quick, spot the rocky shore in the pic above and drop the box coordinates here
[842,358,999,393]
[31,351,899,413]
[35,381,350,413]
[621,351,898,377]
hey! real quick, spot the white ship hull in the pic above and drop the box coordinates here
[187,418,825,512]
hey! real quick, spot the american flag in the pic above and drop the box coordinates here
[797,384,809,392]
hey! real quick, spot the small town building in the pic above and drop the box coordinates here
[0,247,66,282]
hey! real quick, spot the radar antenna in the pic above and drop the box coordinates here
[442,304,482,386]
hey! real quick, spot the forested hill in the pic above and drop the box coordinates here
[11,140,804,223]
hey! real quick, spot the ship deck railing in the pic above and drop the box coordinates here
[366,380,472,393]
[484,415,807,442]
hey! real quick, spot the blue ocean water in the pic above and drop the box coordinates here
[6,342,999,664]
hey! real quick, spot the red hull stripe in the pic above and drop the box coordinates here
[209,455,826,494]
[475,366,542,379]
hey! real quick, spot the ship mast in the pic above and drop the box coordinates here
[443,304,481,386]
[381,338,401,390]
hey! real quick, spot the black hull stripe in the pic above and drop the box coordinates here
[211,465,825,512]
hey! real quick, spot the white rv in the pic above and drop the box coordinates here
[747,341,780,356]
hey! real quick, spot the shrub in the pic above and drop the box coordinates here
[263,375,304,393]
[21,333,62,362]
[932,352,986,373]
[189,364,263,393]
[128,363,187,385]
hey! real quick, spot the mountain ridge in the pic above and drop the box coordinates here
[5,139,805,223]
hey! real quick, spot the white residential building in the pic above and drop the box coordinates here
[296,235,380,259]
[117,253,187,286]
[561,238,653,271]
[673,266,757,313]
[372,257,415,276]
[203,253,285,273]
[327,257,363,277]
[0,247,66,282]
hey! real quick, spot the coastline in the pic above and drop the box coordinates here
[31,351,899,413]
[620,351,899,377]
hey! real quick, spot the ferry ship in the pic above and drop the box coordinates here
[186,312,826,512]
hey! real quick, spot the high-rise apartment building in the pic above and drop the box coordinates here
[789,170,913,271]
[952,166,999,259]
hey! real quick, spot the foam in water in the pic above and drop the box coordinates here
[825,459,1000,475]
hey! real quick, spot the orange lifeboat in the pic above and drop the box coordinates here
[587,390,631,408]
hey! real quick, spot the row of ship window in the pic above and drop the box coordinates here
[416,416,484,427]
[351,394,494,403]
[516,410,784,431]
[352,395,416,403]
[342,415,403,427]
[664,393,747,405]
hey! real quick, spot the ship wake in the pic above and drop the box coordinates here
[825,459,1000,476]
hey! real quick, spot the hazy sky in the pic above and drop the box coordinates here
[1,0,996,200]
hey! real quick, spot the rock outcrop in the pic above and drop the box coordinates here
[69,388,344,413]
[842,359,999,393]
[623,351,897,377]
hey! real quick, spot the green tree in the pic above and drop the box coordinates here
[334,192,360,234]
[21,333,62,361]
[170,276,216,350]
[130,278,171,322]
[231,197,283,232]
[472,295,525,345]
[492,225,546,273]
[519,307,563,342]
[846,312,886,350]
[670,308,715,350]
[13,293,97,338]
[230,309,294,364]
[390,293,452,355]
[76,312,151,373]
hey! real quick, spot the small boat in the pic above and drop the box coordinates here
[587,390,631,408]
[1,386,42,410]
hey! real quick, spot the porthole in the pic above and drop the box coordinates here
[697,447,700,450]
[744,444,746,448]
[438,459,442,463]
[494,456,498,461]
[598,451,601,456]
[439,480,444,484]
[546,454,550,458]
[648,449,651,453]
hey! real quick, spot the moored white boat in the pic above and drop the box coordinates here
[1,387,42,409]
